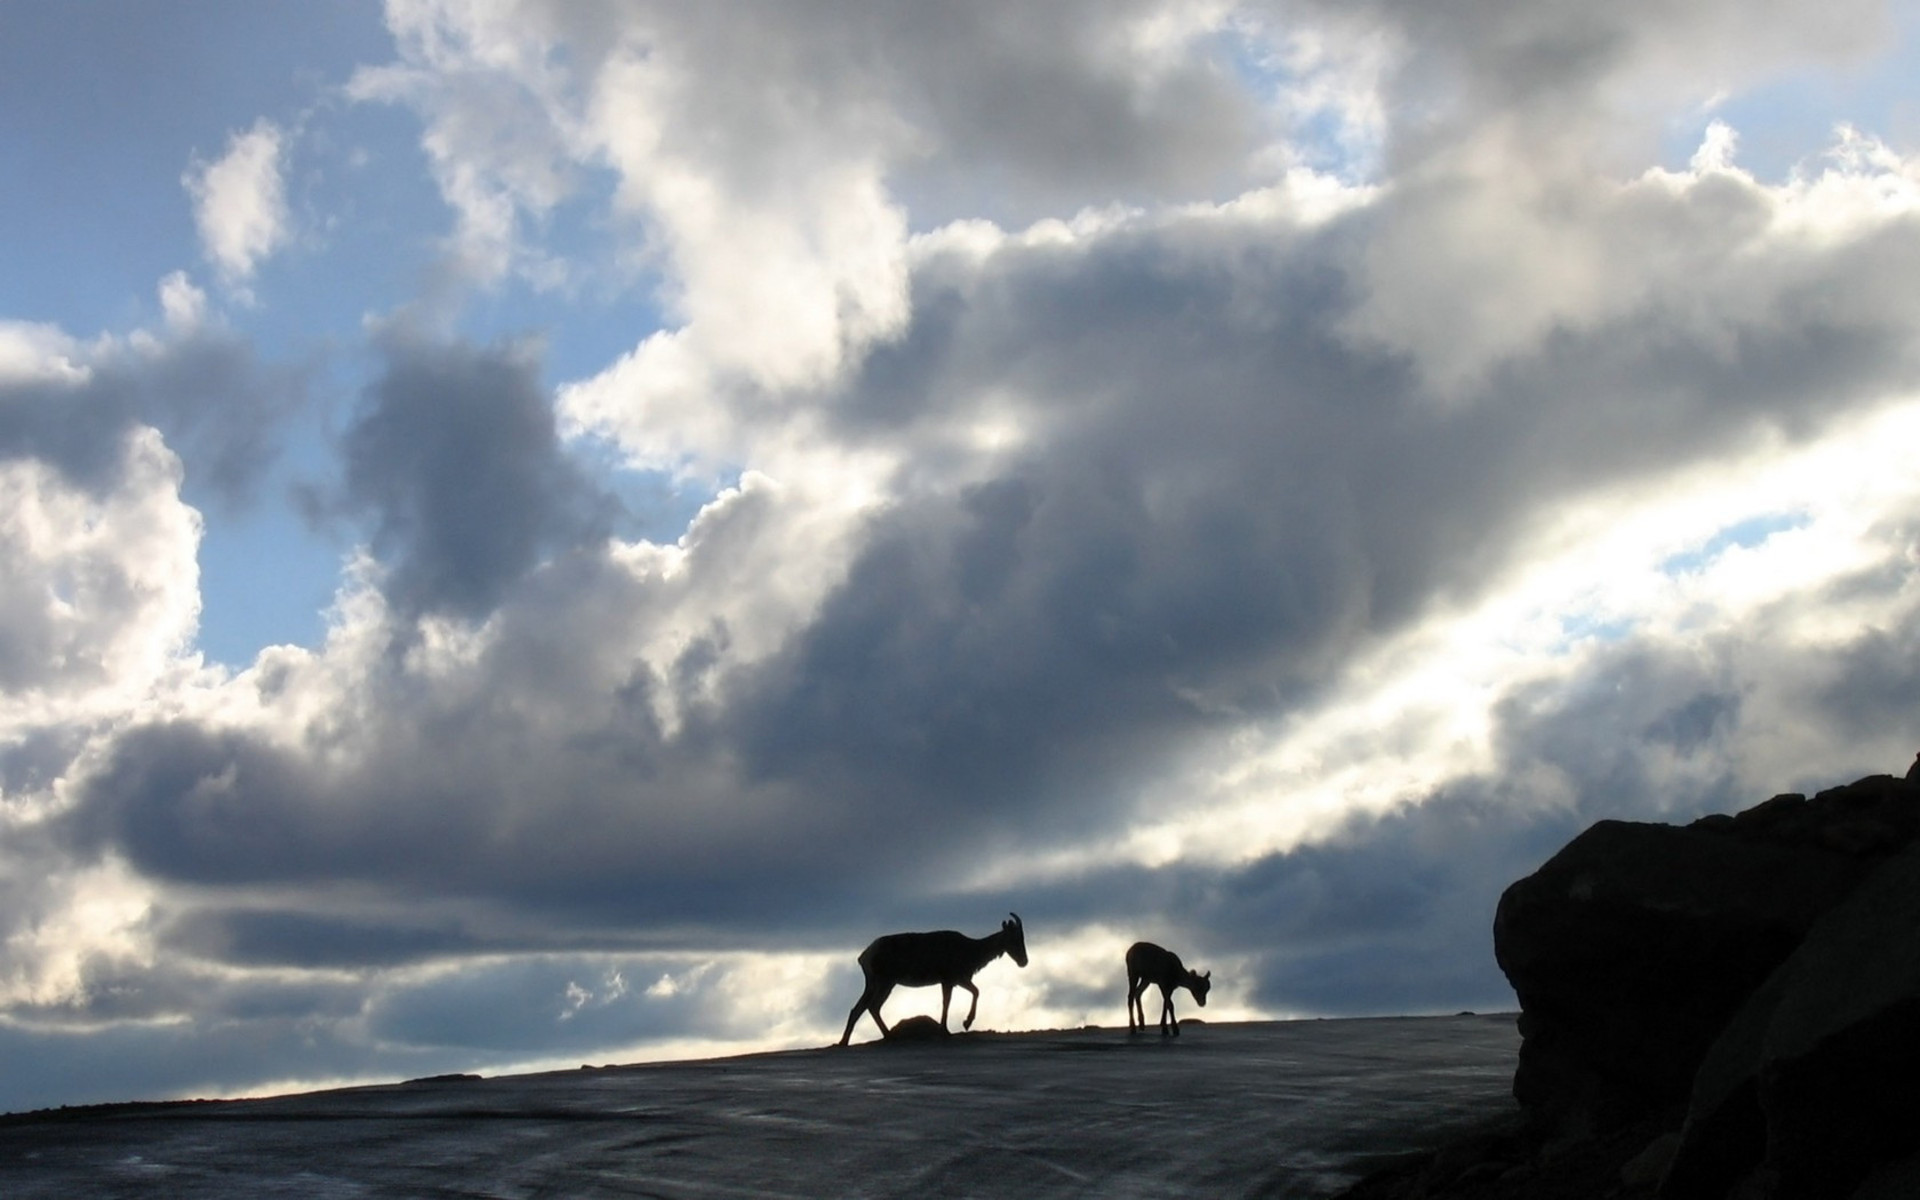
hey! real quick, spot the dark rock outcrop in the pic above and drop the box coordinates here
[1338,772,1920,1200]
[1457,771,1920,1200]
[1494,818,1866,1130]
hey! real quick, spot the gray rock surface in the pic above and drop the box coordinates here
[0,1015,1519,1199]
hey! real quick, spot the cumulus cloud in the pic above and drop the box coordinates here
[157,272,209,333]
[0,317,299,511]
[182,119,291,286]
[0,316,302,723]
[337,336,616,622]
[357,0,1285,471]
[0,435,200,705]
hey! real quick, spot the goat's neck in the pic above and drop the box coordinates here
[970,929,1009,972]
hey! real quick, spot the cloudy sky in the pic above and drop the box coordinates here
[3,0,1920,1111]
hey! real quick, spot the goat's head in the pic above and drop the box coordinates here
[1002,912,1029,967]
[1191,969,1211,1007]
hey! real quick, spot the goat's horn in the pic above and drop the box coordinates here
[1008,911,1021,925]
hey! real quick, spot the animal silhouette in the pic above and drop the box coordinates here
[839,913,1028,1045]
[1126,941,1210,1036]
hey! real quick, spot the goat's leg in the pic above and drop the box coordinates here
[840,981,894,1044]
[867,982,895,1038]
[840,984,873,1046]
[960,980,981,1030]
[1160,986,1177,1036]
[940,984,954,1031]
[1127,977,1145,1032]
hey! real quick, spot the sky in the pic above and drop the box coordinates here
[2,0,1920,1112]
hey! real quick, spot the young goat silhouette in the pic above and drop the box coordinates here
[1126,941,1210,1036]
[839,913,1028,1045]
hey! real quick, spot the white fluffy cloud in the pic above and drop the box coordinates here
[0,433,201,718]
[182,119,291,286]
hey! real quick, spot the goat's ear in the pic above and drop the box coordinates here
[1203,970,1212,980]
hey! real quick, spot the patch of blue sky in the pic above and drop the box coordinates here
[1206,21,1287,97]
[184,336,354,668]
[1286,106,1380,180]
[1657,10,1920,179]
[453,168,666,390]
[1206,21,1383,185]
[1658,512,1807,578]
[571,434,737,548]
[191,471,352,668]
[0,0,392,333]
[1552,614,1639,652]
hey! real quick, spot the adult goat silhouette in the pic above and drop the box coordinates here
[839,913,1028,1045]
[1126,941,1210,1036]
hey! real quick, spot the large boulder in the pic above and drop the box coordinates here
[1494,817,1867,1132]
[1664,841,1920,1199]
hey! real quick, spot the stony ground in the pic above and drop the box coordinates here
[0,1014,1519,1199]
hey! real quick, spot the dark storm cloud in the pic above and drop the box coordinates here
[868,0,1262,219]
[164,907,490,970]
[66,721,350,888]
[340,336,617,622]
[1789,551,1920,748]
[60,618,904,937]
[0,332,298,509]
[517,0,1262,225]
[710,193,1920,848]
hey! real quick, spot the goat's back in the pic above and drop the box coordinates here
[858,930,976,986]
[1126,941,1184,981]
